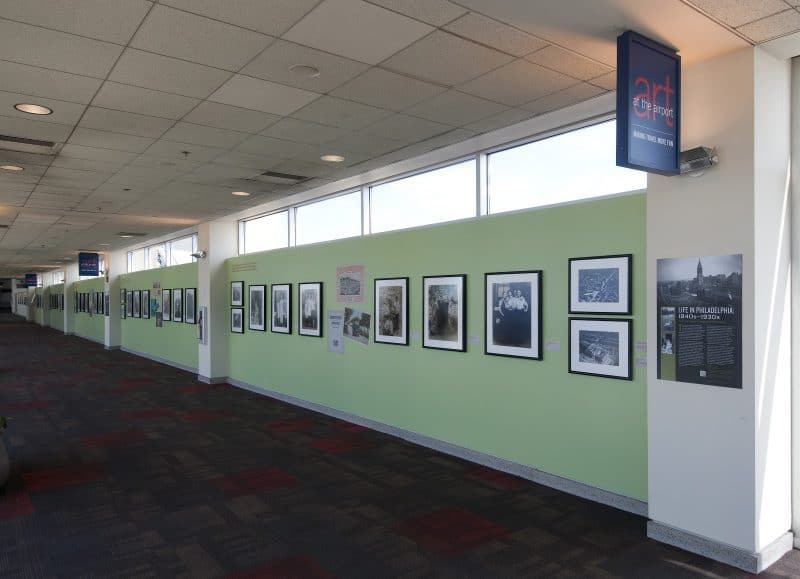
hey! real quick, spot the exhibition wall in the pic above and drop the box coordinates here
[49,284,64,331]
[226,193,647,501]
[33,288,43,325]
[119,263,199,372]
[72,278,105,344]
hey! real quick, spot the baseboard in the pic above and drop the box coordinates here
[198,375,228,384]
[647,521,793,573]
[227,378,648,517]
[120,347,197,374]
[104,345,121,351]
[74,333,104,346]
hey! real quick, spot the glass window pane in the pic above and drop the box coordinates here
[147,243,167,269]
[370,160,476,234]
[130,248,145,272]
[295,192,361,246]
[169,235,194,266]
[488,120,646,215]
[243,211,289,254]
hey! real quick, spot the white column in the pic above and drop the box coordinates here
[104,250,124,349]
[10,278,19,316]
[646,47,792,572]
[63,263,78,335]
[791,56,800,547]
[197,218,237,383]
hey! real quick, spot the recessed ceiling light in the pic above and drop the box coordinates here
[290,64,321,78]
[118,234,133,238]
[14,103,53,115]
[0,164,24,172]
[320,154,345,163]
[231,191,250,196]
[98,243,111,246]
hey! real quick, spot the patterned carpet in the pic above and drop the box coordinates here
[1,313,798,578]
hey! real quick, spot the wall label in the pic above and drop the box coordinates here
[545,341,561,351]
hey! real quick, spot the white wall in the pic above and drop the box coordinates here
[791,55,800,544]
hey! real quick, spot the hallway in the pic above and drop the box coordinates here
[1,317,798,578]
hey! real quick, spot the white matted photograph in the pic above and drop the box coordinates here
[299,282,322,337]
[172,288,183,323]
[231,307,244,334]
[271,283,292,334]
[569,254,631,315]
[142,290,150,319]
[231,281,243,306]
[132,290,141,318]
[423,275,466,352]
[184,288,196,324]
[568,317,632,380]
[374,277,408,346]
[249,285,266,331]
[485,271,542,360]
[162,288,171,322]
[126,291,133,318]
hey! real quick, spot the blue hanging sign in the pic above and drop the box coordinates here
[24,273,38,287]
[79,252,100,276]
[616,31,680,175]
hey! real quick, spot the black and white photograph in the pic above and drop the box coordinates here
[133,290,141,318]
[248,285,265,331]
[231,307,244,334]
[126,291,133,318]
[569,318,632,380]
[299,282,322,337]
[184,288,196,324]
[569,254,632,314]
[142,290,151,319]
[344,307,371,345]
[231,281,243,306]
[96,292,104,315]
[374,277,408,346]
[423,275,466,352]
[172,288,183,323]
[120,289,126,319]
[162,288,171,322]
[485,271,542,360]
[271,283,291,334]
[104,294,109,316]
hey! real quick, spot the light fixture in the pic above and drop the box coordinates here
[231,191,250,196]
[290,64,321,78]
[118,234,133,238]
[98,243,111,246]
[0,164,24,172]
[320,154,345,163]
[14,103,53,115]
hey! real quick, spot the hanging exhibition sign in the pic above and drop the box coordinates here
[657,254,742,388]
[617,30,680,175]
[78,252,100,276]
[24,274,37,287]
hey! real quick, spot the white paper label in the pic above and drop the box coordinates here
[410,330,420,341]
[545,341,561,351]
[468,335,480,344]
[635,358,647,368]
[636,341,648,352]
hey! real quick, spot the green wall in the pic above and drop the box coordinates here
[72,278,105,343]
[33,288,44,324]
[49,284,64,331]
[226,193,647,500]
[119,263,199,371]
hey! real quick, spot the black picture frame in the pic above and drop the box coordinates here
[298,282,323,337]
[231,281,244,306]
[142,290,150,319]
[120,288,126,319]
[172,288,183,323]
[126,291,134,318]
[248,284,266,331]
[484,270,543,360]
[133,290,141,318]
[271,283,292,334]
[184,288,196,324]
[162,288,171,322]
[422,274,466,352]
[231,307,244,334]
[568,317,632,380]
[374,277,409,346]
[568,254,632,315]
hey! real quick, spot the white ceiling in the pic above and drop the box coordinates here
[0,0,785,277]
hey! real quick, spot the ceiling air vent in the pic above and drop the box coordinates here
[0,134,61,155]
[116,232,148,238]
[252,171,309,186]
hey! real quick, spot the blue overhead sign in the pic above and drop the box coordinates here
[617,31,680,175]
[79,252,100,276]
[24,274,38,287]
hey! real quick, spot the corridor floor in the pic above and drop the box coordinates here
[1,316,798,578]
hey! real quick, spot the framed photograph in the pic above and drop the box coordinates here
[97,292,104,315]
[569,254,632,315]
[133,290,141,318]
[271,283,292,334]
[485,271,542,360]
[374,277,408,345]
[126,291,133,318]
[568,317,632,380]
[172,288,183,323]
[299,282,322,337]
[104,294,109,317]
[142,290,150,319]
[120,289,126,319]
[184,288,196,324]
[423,275,466,352]
[248,285,266,331]
[231,281,244,306]
[59,293,64,311]
[231,307,244,334]
[162,288,171,322]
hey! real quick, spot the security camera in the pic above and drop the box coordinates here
[680,147,718,176]
[190,250,207,259]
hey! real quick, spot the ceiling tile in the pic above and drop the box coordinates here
[209,75,320,116]
[0,19,123,78]
[141,140,227,164]
[68,128,156,153]
[523,82,606,115]
[0,61,103,105]
[688,0,789,28]
[109,49,232,98]
[526,45,613,81]
[242,40,370,93]
[92,82,201,120]
[130,5,273,71]
[213,150,283,170]
[43,166,111,188]
[361,113,451,143]
[324,131,405,155]
[284,0,433,65]
[159,0,319,36]
[459,59,577,106]
[291,96,391,130]
[404,90,507,127]
[444,13,548,57]
[270,159,338,178]
[182,163,259,184]
[237,135,326,162]
[382,31,514,86]
[262,118,352,147]
[0,114,73,142]
[0,151,53,168]
[363,0,466,26]
[589,71,616,91]
[0,0,152,44]
[0,90,87,126]
[78,107,175,138]
[50,156,127,173]
[161,122,249,149]
[737,9,800,42]
[59,144,139,164]
[463,108,535,133]
[330,68,446,111]
[181,102,280,133]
